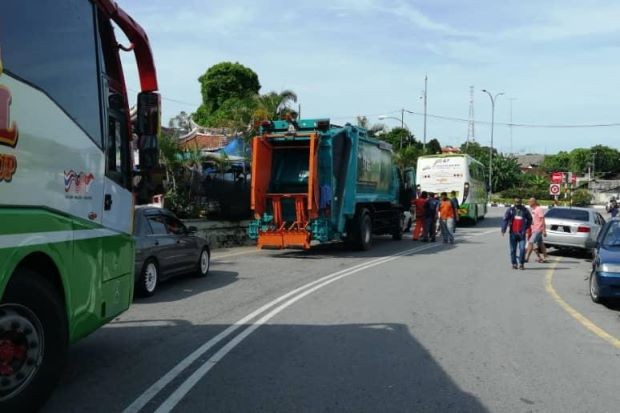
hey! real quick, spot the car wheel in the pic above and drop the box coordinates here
[0,269,68,412]
[196,248,210,277]
[590,270,602,304]
[138,259,159,297]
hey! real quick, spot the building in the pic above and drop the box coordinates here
[516,154,544,173]
[178,128,229,153]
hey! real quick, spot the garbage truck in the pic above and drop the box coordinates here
[249,119,415,250]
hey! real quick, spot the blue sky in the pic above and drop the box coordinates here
[118,0,620,154]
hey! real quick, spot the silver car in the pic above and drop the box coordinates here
[544,207,606,251]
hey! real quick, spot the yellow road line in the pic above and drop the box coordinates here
[544,260,620,349]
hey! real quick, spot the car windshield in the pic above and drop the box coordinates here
[545,208,589,221]
[602,221,620,247]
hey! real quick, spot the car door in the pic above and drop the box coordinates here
[592,213,605,239]
[145,213,178,277]
[164,214,198,272]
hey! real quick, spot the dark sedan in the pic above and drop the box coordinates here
[134,206,210,296]
[588,218,620,303]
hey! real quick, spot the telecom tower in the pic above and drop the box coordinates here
[466,85,475,145]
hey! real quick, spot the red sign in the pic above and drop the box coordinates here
[551,172,565,184]
[549,183,561,196]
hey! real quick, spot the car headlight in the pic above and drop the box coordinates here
[600,263,620,273]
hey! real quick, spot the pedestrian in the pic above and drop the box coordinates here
[501,197,532,270]
[412,191,428,241]
[525,197,549,263]
[449,190,460,233]
[438,192,456,244]
[422,192,439,242]
[607,199,618,218]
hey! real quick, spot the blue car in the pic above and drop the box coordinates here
[589,219,620,303]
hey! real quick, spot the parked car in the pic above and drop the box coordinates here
[588,219,620,303]
[134,206,210,296]
[544,207,605,251]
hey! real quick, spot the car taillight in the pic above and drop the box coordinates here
[577,226,591,233]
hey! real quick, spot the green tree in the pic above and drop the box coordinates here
[541,151,570,172]
[383,127,413,149]
[394,145,422,169]
[591,145,620,177]
[568,148,591,174]
[426,138,442,154]
[204,96,257,132]
[253,90,298,121]
[194,62,261,124]
[491,155,521,192]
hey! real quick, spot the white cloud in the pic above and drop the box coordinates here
[500,3,620,41]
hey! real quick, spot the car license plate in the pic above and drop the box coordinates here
[563,226,571,233]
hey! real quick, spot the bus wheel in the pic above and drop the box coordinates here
[0,269,68,412]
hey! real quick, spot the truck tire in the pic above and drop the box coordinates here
[355,210,373,251]
[393,213,403,240]
[0,268,68,413]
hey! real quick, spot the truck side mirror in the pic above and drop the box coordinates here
[137,92,160,170]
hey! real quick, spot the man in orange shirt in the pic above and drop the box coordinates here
[412,191,428,241]
[438,192,456,244]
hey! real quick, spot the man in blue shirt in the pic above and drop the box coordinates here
[422,192,440,242]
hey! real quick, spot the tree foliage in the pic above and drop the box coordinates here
[383,127,412,149]
[253,90,298,121]
[541,145,620,178]
[194,62,261,125]
[426,138,442,155]
[356,116,386,137]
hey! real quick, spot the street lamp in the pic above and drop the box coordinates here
[481,89,504,196]
[378,114,410,149]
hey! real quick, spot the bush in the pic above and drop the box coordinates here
[500,187,552,201]
[571,189,592,206]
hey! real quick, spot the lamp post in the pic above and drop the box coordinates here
[378,114,410,149]
[481,89,504,196]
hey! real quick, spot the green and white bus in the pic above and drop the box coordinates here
[0,1,160,410]
[416,154,488,222]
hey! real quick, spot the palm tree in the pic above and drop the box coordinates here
[253,90,298,121]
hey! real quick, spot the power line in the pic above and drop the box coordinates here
[403,109,620,129]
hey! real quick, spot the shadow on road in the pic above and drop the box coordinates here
[133,269,239,303]
[44,322,488,413]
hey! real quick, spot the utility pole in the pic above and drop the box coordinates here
[508,98,516,155]
[423,75,428,152]
[467,86,475,146]
[400,108,404,148]
[482,89,504,196]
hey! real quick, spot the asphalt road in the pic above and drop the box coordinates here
[42,208,620,413]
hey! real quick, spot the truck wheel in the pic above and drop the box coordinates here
[0,268,68,412]
[137,259,159,297]
[356,211,373,251]
[393,214,403,240]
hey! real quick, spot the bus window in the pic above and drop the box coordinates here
[1,0,103,147]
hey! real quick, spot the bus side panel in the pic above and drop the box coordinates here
[0,208,130,343]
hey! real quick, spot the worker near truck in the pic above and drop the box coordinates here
[422,192,439,242]
[412,191,428,241]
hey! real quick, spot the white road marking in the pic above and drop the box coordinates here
[125,227,496,413]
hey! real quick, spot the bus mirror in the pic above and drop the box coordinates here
[139,135,158,170]
[137,92,160,136]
